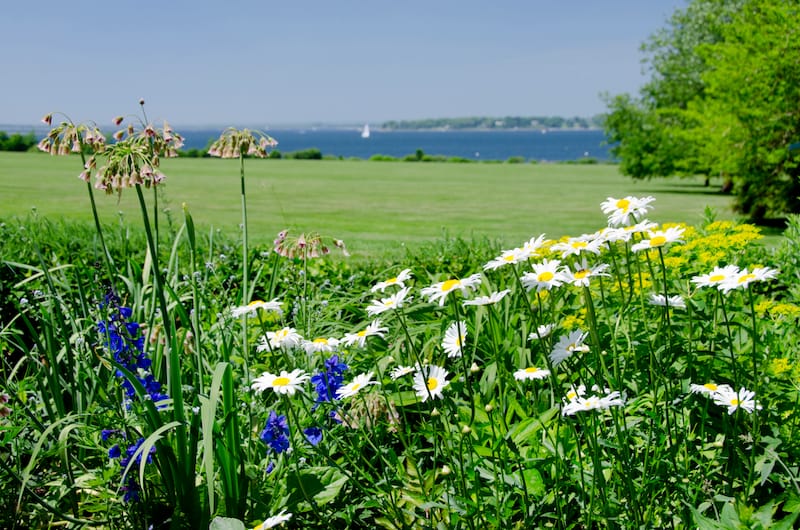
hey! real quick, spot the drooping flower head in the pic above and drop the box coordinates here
[207,127,277,159]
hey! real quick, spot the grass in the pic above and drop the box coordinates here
[0,152,744,255]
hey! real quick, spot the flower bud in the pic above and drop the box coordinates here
[485,403,493,412]
[441,465,451,476]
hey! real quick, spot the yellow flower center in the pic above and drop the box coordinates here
[649,235,667,247]
[525,367,540,373]
[276,329,288,339]
[273,377,290,387]
[538,271,554,282]
[313,338,329,344]
[574,270,589,279]
[567,391,577,400]
[386,277,397,284]
[357,330,367,337]
[730,398,740,406]
[351,383,361,391]
[427,377,439,391]
[709,274,725,282]
[616,198,630,211]
[441,279,460,292]
[504,255,515,261]
[703,383,718,391]
[738,273,755,284]
[248,300,263,307]
[571,241,587,249]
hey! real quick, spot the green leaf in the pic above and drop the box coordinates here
[286,466,348,509]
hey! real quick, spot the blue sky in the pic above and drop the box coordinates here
[1,1,685,127]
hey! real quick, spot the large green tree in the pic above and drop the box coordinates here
[604,0,800,220]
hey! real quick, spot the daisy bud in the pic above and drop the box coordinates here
[485,403,493,412]
[461,425,471,435]
[470,362,480,373]
[431,408,440,417]
[441,465,451,476]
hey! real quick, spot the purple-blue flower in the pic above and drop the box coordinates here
[260,411,290,454]
[304,427,323,446]
[310,355,348,404]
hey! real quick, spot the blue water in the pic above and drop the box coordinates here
[179,128,612,162]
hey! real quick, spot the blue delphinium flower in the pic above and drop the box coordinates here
[260,411,290,454]
[303,426,323,446]
[310,355,348,405]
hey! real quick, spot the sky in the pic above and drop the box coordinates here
[1,0,686,127]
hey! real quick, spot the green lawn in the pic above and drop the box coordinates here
[0,152,742,255]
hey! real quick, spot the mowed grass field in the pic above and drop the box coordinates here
[0,151,742,255]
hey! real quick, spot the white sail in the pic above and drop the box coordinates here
[361,124,370,138]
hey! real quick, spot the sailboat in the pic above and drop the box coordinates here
[361,124,370,139]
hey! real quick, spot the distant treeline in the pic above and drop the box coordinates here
[0,131,37,151]
[380,115,604,130]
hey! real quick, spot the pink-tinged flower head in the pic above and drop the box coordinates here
[42,113,53,126]
[113,116,124,126]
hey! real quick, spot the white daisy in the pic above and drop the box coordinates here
[371,268,413,292]
[390,365,415,380]
[342,320,388,348]
[513,366,551,381]
[550,236,603,258]
[648,293,686,309]
[565,384,586,402]
[562,389,624,416]
[689,382,734,397]
[549,330,589,366]
[442,321,467,358]
[601,196,656,227]
[257,327,303,352]
[335,372,379,399]
[691,265,741,289]
[463,289,511,307]
[630,226,685,253]
[231,298,282,318]
[412,365,450,402]
[302,336,341,355]
[251,369,309,396]
[366,286,411,316]
[528,323,555,341]
[421,274,482,306]
[521,234,549,259]
[255,509,293,529]
[719,266,779,294]
[520,259,566,292]
[483,248,528,270]
[712,386,761,414]
[563,260,610,288]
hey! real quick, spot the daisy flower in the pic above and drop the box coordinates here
[513,366,551,381]
[413,365,450,402]
[712,386,761,414]
[366,286,411,316]
[565,384,586,402]
[691,265,741,289]
[550,236,603,258]
[342,320,388,348]
[231,298,282,318]
[371,268,413,292]
[689,382,733,397]
[463,289,511,306]
[252,369,309,396]
[421,273,482,306]
[254,510,292,529]
[257,327,303,352]
[528,323,555,341]
[563,260,610,288]
[562,389,624,416]
[521,234,549,259]
[549,330,589,366]
[631,226,685,253]
[601,196,656,227]
[483,248,528,270]
[442,321,467,358]
[520,259,566,292]
[302,336,341,355]
[390,365,415,380]
[335,372,379,399]
[719,266,779,294]
[648,293,686,309]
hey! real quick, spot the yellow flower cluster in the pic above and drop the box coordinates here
[754,300,800,321]
[668,220,763,272]
[561,309,586,330]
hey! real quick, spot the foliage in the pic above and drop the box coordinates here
[604,0,800,220]
[0,131,38,152]
[382,115,603,130]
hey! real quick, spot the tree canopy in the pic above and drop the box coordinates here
[604,0,800,220]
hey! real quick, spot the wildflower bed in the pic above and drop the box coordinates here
[1,109,800,529]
